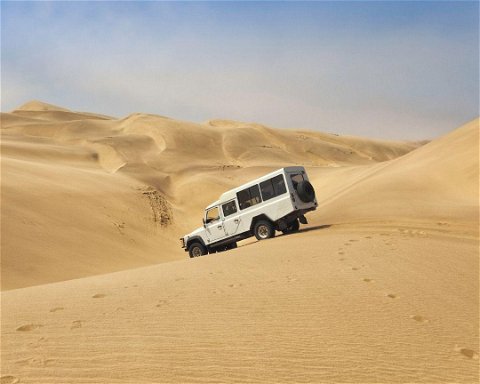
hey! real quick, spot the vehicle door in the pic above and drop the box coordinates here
[221,199,242,236]
[204,206,226,242]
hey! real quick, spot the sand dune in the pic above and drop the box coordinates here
[308,118,479,226]
[1,226,478,383]
[1,101,420,290]
[1,101,478,383]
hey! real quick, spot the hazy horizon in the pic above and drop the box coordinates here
[2,1,478,140]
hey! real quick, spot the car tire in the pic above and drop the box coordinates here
[254,220,275,240]
[282,219,300,234]
[188,242,208,258]
[297,181,316,203]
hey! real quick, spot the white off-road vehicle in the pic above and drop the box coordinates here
[180,166,317,257]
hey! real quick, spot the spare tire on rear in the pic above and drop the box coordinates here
[297,180,316,203]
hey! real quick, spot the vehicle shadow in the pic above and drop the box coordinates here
[237,224,332,249]
[281,224,332,237]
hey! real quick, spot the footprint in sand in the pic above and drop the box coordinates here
[352,267,360,271]
[27,337,48,348]
[156,300,168,307]
[454,345,479,360]
[16,324,43,332]
[113,222,125,234]
[92,293,106,299]
[363,278,374,283]
[365,236,372,239]
[411,315,429,323]
[349,239,359,242]
[228,283,244,288]
[70,320,83,330]
[339,258,345,261]
[49,307,64,313]
[386,293,397,299]
[285,276,298,283]
[0,376,19,384]
[15,357,56,367]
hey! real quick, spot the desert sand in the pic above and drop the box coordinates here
[1,101,478,383]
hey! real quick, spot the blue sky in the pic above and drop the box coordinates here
[1,1,478,139]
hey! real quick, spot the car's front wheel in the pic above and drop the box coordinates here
[188,242,208,258]
[254,220,275,240]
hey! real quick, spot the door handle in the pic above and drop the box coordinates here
[234,219,239,224]
[217,225,223,229]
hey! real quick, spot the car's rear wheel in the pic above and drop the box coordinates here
[282,219,300,234]
[254,220,275,240]
[188,242,207,258]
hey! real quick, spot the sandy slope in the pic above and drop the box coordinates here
[1,228,478,383]
[1,101,420,290]
[308,118,479,226]
[1,101,478,383]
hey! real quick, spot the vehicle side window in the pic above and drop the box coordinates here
[237,185,262,210]
[260,175,287,201]
[222,200,237,217]
[272,174,287,196]
[260,179,274,201]
[206,207,220,223]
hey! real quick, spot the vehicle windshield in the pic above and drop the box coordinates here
[205,206,220,224]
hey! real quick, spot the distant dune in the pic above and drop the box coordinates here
[1,101,478,383]
[309,118,479,225]
[1,101,421,290]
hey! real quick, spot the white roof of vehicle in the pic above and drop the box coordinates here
[204,166,305,210]
[205,200,221,210]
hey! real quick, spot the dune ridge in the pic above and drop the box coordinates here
[1,101,423,290]
[309,118,479,226]
[1,102,478,383]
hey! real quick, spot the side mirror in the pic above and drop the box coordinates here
[202,218,206,227]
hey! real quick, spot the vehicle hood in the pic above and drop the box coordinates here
[184,226,204,239]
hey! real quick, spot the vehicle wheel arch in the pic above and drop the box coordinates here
[186,236,206,249]
[250,214,275,232]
